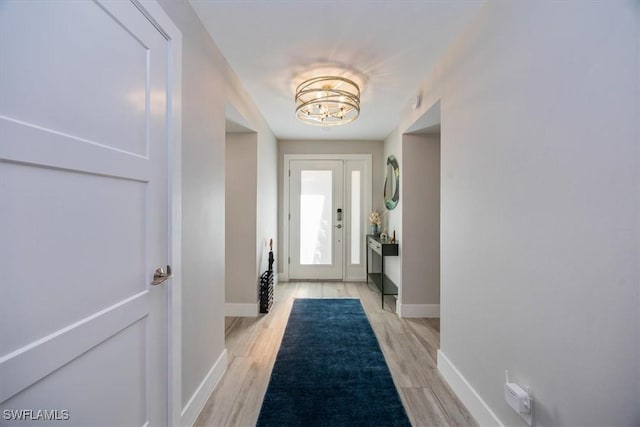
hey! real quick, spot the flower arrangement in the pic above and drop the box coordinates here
[368,210,382,226]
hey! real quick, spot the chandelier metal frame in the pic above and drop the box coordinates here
[295,76,360,126]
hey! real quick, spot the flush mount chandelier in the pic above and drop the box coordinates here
[295,76,360,126]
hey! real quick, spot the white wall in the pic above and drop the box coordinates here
[156,0,226,413]
[394,2,639,426]
[277,139,384,275]
[226,133,258,304]
[256,128,279,280]
[156,0,278,423]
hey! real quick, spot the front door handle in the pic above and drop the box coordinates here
[152,265,172,286]
[335,224,342,229]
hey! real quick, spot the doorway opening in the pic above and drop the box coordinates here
[225,111,259,319]
[400,100,441,318]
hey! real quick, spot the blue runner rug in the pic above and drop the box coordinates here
[257,298,411,427]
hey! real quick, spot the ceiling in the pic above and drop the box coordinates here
[190,0,485,140]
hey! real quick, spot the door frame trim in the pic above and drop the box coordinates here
[129,1,183,425]
[282,154,372,282]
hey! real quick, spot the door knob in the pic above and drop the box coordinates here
[335,224,342,229]
[152,265,172,286]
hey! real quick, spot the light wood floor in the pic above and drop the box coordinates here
[195,282,477,427]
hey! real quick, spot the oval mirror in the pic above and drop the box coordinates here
[384,155,399,210]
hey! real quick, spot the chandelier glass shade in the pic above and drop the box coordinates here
[295,76,360,126]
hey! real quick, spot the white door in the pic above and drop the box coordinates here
[0,1,172,426]
[289,160,344,280]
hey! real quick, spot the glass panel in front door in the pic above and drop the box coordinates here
[300,170,332,265]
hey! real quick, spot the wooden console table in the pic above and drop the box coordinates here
[365,234,399,308]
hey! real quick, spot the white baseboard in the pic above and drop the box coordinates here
[181,349,228,427]
[225,303,258,317]
[398,303,440,318]
[437,350,503,427]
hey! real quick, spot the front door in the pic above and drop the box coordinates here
[1,1,173,425]
[289,160,344,280]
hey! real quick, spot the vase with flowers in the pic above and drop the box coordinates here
[368,210,382,236]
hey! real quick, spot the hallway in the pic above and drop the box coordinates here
[196,282,477,426]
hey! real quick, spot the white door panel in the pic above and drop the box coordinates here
[0,1,171,425]
[3,319,148,427]
[1,162,147,354]
[0,0,153,155]
[289,160,344,280]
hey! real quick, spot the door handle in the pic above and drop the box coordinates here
[152,265,172,286]
[335,224,342,229]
